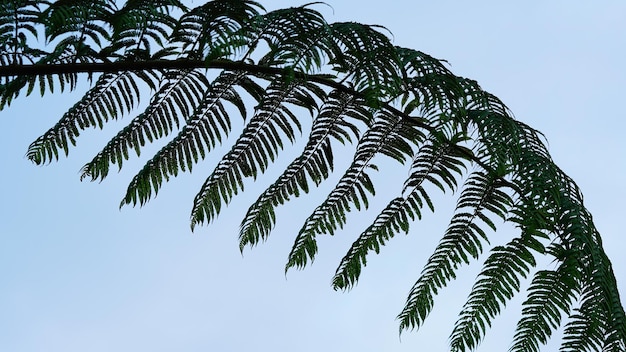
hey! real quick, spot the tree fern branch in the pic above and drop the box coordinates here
[285,110,422,271]
[27,71,142,164]
[449,236,540,352]
[189,78,325,229]
[80,68,209,181]
[331,138,469,291]
[121,70,263,207]
[239,90,372,250]
[397,171,513,333]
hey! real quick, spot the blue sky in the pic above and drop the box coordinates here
[1,1,625,351]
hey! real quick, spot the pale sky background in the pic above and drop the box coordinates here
[1,1,625,351]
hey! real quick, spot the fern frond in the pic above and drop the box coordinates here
[331,137,470,291]
[397,48,470,116]
[105,0,185,58]
[41,0,115,50]
[81,68,208,181]
[285,109,425,271]
[0,71,39,108]
[170,0,262,59]
[328,22,403,103]
[3,2,623,349]
[239,90,372,250]
[26,71,150,164]
[559,249,625,352]
[0,0,44,66]
[449,236,541,352]
[510,253,579,352]
[121,70,264,207]
[256,5,331,74]
[189,77,326,229]
[561,281,608,352]
[470,102,626,352]
[236,5,326,64]
[558,215,626,352]
[397,171,513,333]
[602,281,626,352]
[0,1,47,107]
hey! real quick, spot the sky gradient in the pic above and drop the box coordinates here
[1,1,625,351]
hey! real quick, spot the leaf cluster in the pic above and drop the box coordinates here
[1,1,624,351]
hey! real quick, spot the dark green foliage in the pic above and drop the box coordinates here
[239,89,371,250]
[189,77,326,228]
[1,1,623,351]
[80,68,211,180]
